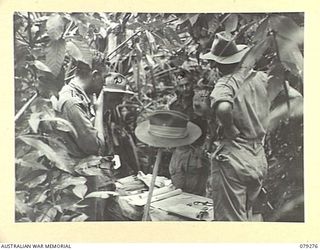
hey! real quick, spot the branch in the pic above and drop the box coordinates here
[105,30,142,59]
[145,59,157,95]
[134,58,141,100]
[153,68,178,78]
[27,12,33,48]
[16,31,30,45]
[15,92,38,123]
[164,17,179,24]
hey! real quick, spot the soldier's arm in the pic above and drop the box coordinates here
[215,102,240,139]
[210,76,240,139]
[62,100,104,156]
[93,90,105,151]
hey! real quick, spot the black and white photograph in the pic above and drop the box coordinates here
[14,11,304,222]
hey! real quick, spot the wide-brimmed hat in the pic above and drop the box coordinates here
[135,110,202,148]
[103,72,135,95]
[200,32,250,64]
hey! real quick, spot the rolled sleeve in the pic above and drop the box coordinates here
[210,77,237,110]
[62,101,103,156]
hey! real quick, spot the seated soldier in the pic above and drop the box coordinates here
[168,71,209,196]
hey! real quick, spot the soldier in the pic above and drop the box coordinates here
[55,59,108,221]
[200,31,303,221]
[168,71,209,196]
[102,72,138,178]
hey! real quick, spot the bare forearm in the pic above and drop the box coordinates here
[94,109,105,148]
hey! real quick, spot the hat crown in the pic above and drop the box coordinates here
[104,72,128,91]
[211,32,240,58]
[149,110,188,128]
[148,110,189,139]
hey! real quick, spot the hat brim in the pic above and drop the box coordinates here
[200,45,250,64]
[135,120,202,148]
[103,87,135,95]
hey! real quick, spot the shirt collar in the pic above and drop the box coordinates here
[68,80,92,104]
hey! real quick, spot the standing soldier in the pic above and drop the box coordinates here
[200,31,302,221]
[55,59,108,221]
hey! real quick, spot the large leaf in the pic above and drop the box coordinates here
[268,97,303,132]
[19,169,46,183]
[37,73,63,98]
[28,107,78,137]
[46,14,65,40]
[28,112,41,133]
[267,64,286,102]
[74,155,108,176]
[188,14,200,26]
[28,189,50,206]
[46,39,66,77]
[16,191,33,215]
[16,158,47,171]
[34,60,52,73]
[276,35,303,78]
[53,173,87,190]
[145,30,155,44]
[253,17,269,43]
[56,189,82,210]
[36,206,58,222]
[224,14,238,33]
[75,164,104,176]
[241,36,272,71]
[45,136,74,159]
[66,38,93,68]
[269,15,303,45]
[16,166,45,185]
[85,191,118,199]
[30,97,55,115]
[73,184,88,199]
[24,174,47,189]
[60,215,73,222]
[18,135,74,173]
[207,15,220,33]
[42,117,78,138]
[71,213,88,222]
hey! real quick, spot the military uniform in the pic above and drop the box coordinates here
[210,70,270,221]
[55,81,106,221]
[55,81,103,157]
[169,97,209,196]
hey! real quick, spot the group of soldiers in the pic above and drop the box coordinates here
[54,32,303,221]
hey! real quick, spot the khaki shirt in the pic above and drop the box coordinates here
[210,70,270,140]
[55,81,103,157]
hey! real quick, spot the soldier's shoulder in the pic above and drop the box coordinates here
[61,85,84,101]
[56,85,84,112]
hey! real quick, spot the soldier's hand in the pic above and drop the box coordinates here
[93,89,105,113]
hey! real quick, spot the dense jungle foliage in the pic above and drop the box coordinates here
[14,12,303,222]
